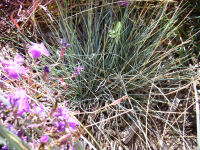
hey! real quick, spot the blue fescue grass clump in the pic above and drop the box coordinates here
[33,2,197,148]
[36,1,192,104]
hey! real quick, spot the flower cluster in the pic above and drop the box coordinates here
[1,43,49,79]
[72,62,84,77]
[57,38,71,48]
[53,107,79,132]
[4,89,29,116]
[40,135,49,143]
[0,41,83,149]
[1,54,26,79]
[30,103,46,117]
[28,43,49,58]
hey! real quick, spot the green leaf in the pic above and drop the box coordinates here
[0,125,31,150]
[108,21,123,38]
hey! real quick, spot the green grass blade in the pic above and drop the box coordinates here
[0,125,31,150]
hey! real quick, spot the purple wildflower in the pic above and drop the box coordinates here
[57,38,71,48]
[35,104,44,114]
[30,104,45,117]
[14,89,30,116]
[43,66,50,74]
[54,107,63,117]
[1,54,26,79]
[22,136,27,142]
[40,135,48,143]
[53,107,79,132]
[1,145,8,150]
[17,131,23,137]
[73,62,84,76]
[43,66,50,82]
[54,121,66,132]
[57,38,71,60]
[17,131,27,141]
[67,117,79,130]
[5,89,30,116]
[28,43,49,58]
[65,43,71,48]
[120,0,127,7]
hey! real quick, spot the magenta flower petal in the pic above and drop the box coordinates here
[68,122,76,129]
[14,89,30,116]
[22,136,27,142]
[28,49,41,58]
[42,49,50,56]
[3,89,29,116]
[35,104,44,114]
[2,54,24,66]
[14,54,24,64]
[15,66,27,74]
[1,145,7,150]
[4,67,19,79]
[28,43,49,58]
[1,60,13,66]
[67,117,79,130]
[30,104,46,117]
[54,121,65,132]
[40,135,48,143]
[1,54,26,79]
[17,96,29,116]
[4,65,26,79]
[40,43,50,56]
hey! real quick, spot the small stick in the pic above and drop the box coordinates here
[193,80,200,150]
